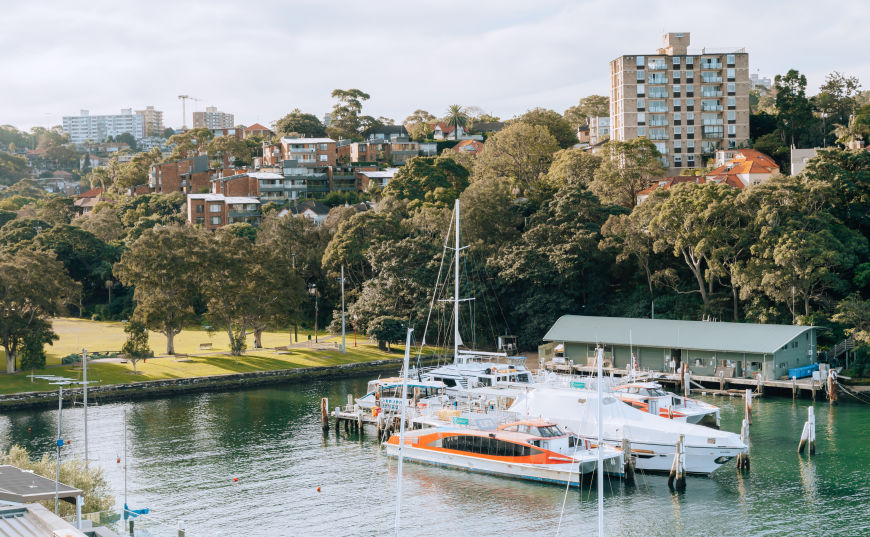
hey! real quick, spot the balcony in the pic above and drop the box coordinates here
[703,118,724,125]
[701,89,723,97]
[701,75,723,83]
[228,210,260,218]
[702,104,723,111]
[702,131,724,140]
[701,60,723,69]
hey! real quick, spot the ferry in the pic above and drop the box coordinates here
[355,377,447,413]
[385,418,624,487]
[609,381,720,426]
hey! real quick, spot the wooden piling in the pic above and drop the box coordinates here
[719,371,725,392]
[811,379,816,401]
[745,389,752,425]
[828,371,838,404]
[622,438,635,485]
[792,377,797,399]
[756,373,763,395]
[683,368,691,398]
[736,418,750,471]
[668,434,686,491]
[798,406,816,455]
[320,398,329,434]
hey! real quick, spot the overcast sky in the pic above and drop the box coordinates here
[2,0,869,131]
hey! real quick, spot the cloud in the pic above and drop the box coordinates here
[1,0,868,130]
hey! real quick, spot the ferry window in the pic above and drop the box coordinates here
[442,378,457,387]
[517,373,531,383]
[535,426,563,437]
[478,377,492,386]
[440,435,541,457]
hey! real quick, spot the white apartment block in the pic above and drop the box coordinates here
[609,32,750,173]
[193,106,235,129]
[589,116,610,146]
[62,108,145,145]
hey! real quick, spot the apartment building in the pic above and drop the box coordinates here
[63,109,145,145]
[588,117,611,146]
[193,106,235,129]
[187,193,260,229]
[135,106,164,137]
[609,32,750,173]
[280,137,336,166]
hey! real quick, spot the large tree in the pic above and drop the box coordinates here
[514,108,577,149]
[382,156,470,206]
[404,110,437,142]
[541,148,602,193]
[274,109,327,138]
[444,105,468,140]
[114,225,204,354]
[327,88,373,141]
[591,138,664,208]
[165,128,214,160]
[472,122,560,194]
[0,250,78,373]
[563,95,610,130]
[774,69,815,147]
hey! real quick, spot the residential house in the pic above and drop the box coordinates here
[636,176,706,204]
[451,139,484,155]
[707,148,779,187]
[245,123,273,139]
[576,124,591,145]
[149,155,210,193]
[280,200,331,225]
[588,116,611,146]
[432,123,465,140]
[790,147,819,176]
[280,137,336,167]
[74,187,108,214]
[468,121,506,136]
[187,193,260,229]
[209,127,244,139]
[357,168,399,192]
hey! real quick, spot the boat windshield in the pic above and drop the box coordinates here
[649,388,668,397]
[505,424,564,437]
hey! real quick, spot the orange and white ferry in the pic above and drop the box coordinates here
[609,382,720,427]
[385,418,623,487]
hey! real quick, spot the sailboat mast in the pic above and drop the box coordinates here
[597,346,604,537]
[454,199,460,363]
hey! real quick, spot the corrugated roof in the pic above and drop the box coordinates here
[542,315,814,355]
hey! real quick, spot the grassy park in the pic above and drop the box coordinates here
[0,318,406,395]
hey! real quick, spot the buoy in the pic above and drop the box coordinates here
[27,427,31,432]
[233,477,239,482]
[117,457,121,463]
[317,486,321,492]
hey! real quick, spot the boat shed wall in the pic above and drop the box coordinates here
[546,316,816,380]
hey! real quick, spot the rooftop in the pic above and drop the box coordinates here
[280,137,335,144]
[543,315,814,355]
[0,465,82,503]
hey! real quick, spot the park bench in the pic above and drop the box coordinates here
[199,343,213,350]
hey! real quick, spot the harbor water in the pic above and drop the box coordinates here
[1,377,869,536]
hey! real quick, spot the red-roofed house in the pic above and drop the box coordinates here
[451,139,484,155]
[245,123,273,139]
[636,176,705,204]
[432,122,466,140]
[74,188,108,214]
[707,149,780,187]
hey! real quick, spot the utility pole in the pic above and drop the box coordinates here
[292,253,298,344]
[83,349,88,466]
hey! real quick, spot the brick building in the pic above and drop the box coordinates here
[187,193,260,229]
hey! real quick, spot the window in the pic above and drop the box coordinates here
[702,113,722,125]
[673,112,682,124]
[636,56,645,67]
[209,203,222,213]
[687,141,695,152]
[636,84,645,96]
[728,124,737,136]
[648,86,667,98]
[636,112,646,124]
[673,84,681,96]
[685,84,694,96]
[648,58,666,70]
[727,68,736,80]
[654,142,667,153]
[687,126,695,138]
[687,112,695,123]
[210,216,221,225]
[674,154,682,166]
[728,96,736,108]
[195,204,204,213]
[703,125,724,138]
[319,143,328,150]
[319,154,328,162]
[636,70,645,82]
[728,110,736,122]
[649,100,667,113]
[648,73,666,84]
[686,98,695,111]
[701,71,722,83]
[650,114,667,126]
[673,126,682,137]
[650,128,667,140]
[637,126,646,137]
[726,54,735,66]
[439,434,542,457]
[672,98,681,110]
[674,140,682,151]
[727,83,736,95]
[672,70,681,83]
[702,86,722,97]
[686,56,694,67]
[195,217,204,226]
[636,98,645,110]
[702,99,722,111]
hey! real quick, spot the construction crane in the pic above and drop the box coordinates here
[177,95,200,130]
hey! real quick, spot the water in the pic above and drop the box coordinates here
[2,378,869,536]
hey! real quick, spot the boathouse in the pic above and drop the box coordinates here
[540,316,817,381]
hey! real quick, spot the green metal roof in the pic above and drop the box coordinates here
[543,315,814,355]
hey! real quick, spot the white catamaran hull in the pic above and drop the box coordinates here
[602,438,741,474]
[385,444,622,486]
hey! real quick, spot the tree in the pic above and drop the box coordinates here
[114,225,204,354]
[749,111,778,141]
[382,156,470,206]
[832,115,867,148]
[563,95,610,130]
[114,132,137,151]
[404,110,437,141]
[37,197,75,225]
[0,250,78,373]
[774,69,814,147]
[541,148,601,193]
[327,88,372,141]
[444,105,468,140]
[322,210,403,286]
[591,138,665,208]
[514,107,577,149]
[833,295,870,345]
[19,319,58,372]
[0,209,15,229]
[166,128,214,160]
[818,71,862,125]
[367,316,406,350]
[459,176,521,257]
[0,151,29,186]
[473,122,560,194]
[121,319,152,373]
[275,109,327,138]
[206,135,252,166]
[72,205,125,242]
[0,218,51,248]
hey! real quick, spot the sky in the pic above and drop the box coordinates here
[2,0,869,131]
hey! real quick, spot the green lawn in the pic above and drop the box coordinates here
[1,318,408,395]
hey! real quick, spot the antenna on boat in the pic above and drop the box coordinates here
[596,346,604,537]
[454,199,460,364]
[395,327,414,537]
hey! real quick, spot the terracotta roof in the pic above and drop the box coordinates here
[451,139,484,154]
[76,187,103,199]
[637,176,703,197]
[708,149,779,179]
[245,123,272,133]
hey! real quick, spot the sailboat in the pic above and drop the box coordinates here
[414,199,535,394]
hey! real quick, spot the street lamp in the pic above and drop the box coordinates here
[308,283,318,343]
[353,314,358,348]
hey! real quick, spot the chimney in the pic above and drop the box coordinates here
[658,32,690,56]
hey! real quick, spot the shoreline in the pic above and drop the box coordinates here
[0,356,433,411]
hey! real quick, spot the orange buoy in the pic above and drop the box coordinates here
[117,457,121,463]
[317,486,321,492]
[233,477,239,482]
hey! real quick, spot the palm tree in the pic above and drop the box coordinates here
[445,105,467,140]
[832,115,867,149]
